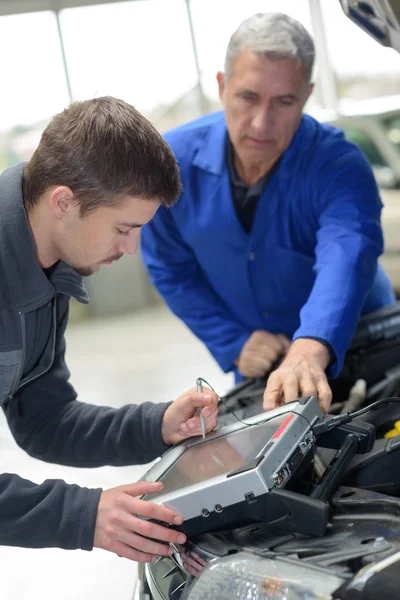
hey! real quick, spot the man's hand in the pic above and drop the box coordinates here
[93,481,186,562]
[236,331,291,378]
[181,550,208,576]
[161,387,219,446]
[263,339,332,413]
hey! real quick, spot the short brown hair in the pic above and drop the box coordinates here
[23,96,181,216]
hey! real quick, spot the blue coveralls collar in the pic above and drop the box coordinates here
[0,162,89,311]
[192,110,308,179]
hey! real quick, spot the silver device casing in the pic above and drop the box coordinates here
[141,397,323,528]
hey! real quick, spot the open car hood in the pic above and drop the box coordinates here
[339,0,400,52]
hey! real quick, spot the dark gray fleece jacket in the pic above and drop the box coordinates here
[0,163,171,550]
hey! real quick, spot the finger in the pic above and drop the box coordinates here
[117,530,179,557]
[262,342,286,362]
[132,516,186,546]
[108,540,156,563]
[239,364,268,378]
[256,332,284,354]
[181,552,207,575]
[183,392,218,409]
[182,557,202,577]
[197,410,218,434]
[203,412,218,433]
[186,551,208,567]
[181,406,218,429]
[182,562,201,577]
[282,376,300,405]
[119,480,165,497]
[201,404,219,419]
[298,377,318,400]
[263,375,283,410]
[316,379,333,413]
[179,411,218,436]
[240,356,272,378]
[123,496,184,526]
[182,562,199,577]
[248,350,275,368]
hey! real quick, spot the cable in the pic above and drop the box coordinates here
[198,376,318,489]
[350,396,400,419]
[198,376,315,433]
[197,376,254,427]
[313,396,400,436]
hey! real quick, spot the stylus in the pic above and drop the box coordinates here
[196,378,206,439]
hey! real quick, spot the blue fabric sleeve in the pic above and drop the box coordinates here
[293,149,385,376]
[141,207,251,372]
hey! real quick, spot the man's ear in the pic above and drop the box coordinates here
[49,186,76,219]
[216,71,226,103]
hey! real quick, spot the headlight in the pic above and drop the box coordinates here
[181,552,344,600]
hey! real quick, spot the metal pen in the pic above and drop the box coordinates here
[196,377,206,440]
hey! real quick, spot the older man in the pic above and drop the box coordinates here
[141,12,395,413]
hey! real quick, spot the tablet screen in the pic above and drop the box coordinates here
[145,414,287,499]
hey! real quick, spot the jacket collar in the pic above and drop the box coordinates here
[192,111,315,179]
[0,162,89,311]
[192,112,228,175]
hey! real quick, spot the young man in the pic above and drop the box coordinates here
[0,96,219,563]
[141,12,396,414]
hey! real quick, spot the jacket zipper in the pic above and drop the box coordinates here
[9,300,57,397]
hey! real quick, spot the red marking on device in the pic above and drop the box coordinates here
[272,414,295,440]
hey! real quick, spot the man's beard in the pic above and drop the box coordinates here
[73,265,96,277]
[71,253,123,277]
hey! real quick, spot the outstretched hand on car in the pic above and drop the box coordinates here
[263,338,332,413]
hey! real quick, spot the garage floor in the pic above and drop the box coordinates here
[0,304,232,600]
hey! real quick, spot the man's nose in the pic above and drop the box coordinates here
[252,105,274,132]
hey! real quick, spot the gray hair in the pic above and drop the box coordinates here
[225,12,315,82]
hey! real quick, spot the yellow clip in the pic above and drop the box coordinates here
[384,420,400,439]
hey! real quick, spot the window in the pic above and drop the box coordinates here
[343,126,396,189]
[59,0,199,128]
[321,0,400,101]
[383,114,400,151]
[0,11,70,170]
[343,127,387,166]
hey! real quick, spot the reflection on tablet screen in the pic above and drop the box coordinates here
[145,415,286,499]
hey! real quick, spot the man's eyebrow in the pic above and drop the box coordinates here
[277,94,298,100]
[238,89,298,101]
[118,222,143,229]
[239,88,259,96]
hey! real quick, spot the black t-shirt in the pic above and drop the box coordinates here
[227,139,279,234]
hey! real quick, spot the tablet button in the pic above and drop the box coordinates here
[245,492,257,504]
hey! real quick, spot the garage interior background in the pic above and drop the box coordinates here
[0,2,400,600]
[1,0,399,318]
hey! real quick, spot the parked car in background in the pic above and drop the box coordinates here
[327,95,400,293]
